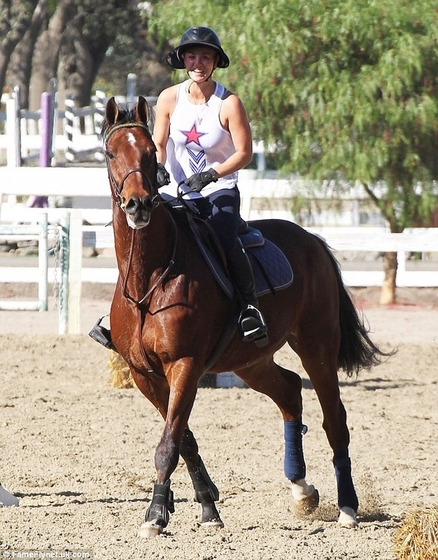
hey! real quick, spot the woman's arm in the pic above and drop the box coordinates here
[153,85,177,165]
[215,93,253,178]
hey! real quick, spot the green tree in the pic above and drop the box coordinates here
[152,0,438,303]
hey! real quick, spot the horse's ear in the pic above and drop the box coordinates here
[135,96,151,125]
[105,97,119,126]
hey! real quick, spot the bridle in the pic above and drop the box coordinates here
[103,120,180,373]
[104,122,160,209]
[103,120,178,308]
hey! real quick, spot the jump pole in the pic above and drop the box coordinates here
[40,92,52,168]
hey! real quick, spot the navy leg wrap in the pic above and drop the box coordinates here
[333,449,359,511]
[284,420,306,481]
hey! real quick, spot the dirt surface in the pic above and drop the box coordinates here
[0,285,437,559]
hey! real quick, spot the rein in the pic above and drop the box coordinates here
[122,214,178,308]
[105,119,179,376]
[104,121,178,307]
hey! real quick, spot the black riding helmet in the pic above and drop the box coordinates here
[167,27,230,69]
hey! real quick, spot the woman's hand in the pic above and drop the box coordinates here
[156,163,170,187]
[184,168,218,192]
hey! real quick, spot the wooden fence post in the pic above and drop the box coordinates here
[67,210,83,334]
[58,210,82,335]
[126,73,137,105]
[58,212,70,334]
[6,87,21,167]
[38,213,49,311]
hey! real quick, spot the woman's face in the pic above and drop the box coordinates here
[182,46,218,82]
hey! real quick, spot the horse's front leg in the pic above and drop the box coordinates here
[139,367,199,538]
[180,427,223,527]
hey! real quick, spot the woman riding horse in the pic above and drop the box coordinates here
[154,26,267,346]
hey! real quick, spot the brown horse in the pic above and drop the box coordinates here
[102,96,388,537]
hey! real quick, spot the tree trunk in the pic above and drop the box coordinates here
[62,33,106,108]
[58,5,109,110]
[0,1,35,94]
[0,52,12,93]
[380,251,397,304]
[7,0,47,108]
[29,0,76,111]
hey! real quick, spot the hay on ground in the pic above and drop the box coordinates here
[393,506,438,560]
[108,350,134,389]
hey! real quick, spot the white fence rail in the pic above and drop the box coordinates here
[0,87,158,166]
[0,167,111,226]
[0,215,49,311]
[1,167,437,333]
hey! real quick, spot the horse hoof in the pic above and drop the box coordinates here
[293,488,320,515]
[0,486,19,507]
[138,521,164,538]
[338,506,358,528]
[200,519,224,529]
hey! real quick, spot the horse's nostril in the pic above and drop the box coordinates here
[125,196,140,215]
[125,195,152,217]
[143,196,153,211]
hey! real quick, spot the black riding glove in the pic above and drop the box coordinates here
[184,168,218,192]
[156,163,170,187]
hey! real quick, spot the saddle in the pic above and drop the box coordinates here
[187,213,294,300]
[90,197,294,363]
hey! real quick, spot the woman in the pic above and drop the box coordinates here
[154,26,267,346]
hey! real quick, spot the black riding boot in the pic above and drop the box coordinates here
[227,239,268,347]
[89,315,117,352]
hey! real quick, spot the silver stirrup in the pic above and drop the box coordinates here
[238,305,268,347]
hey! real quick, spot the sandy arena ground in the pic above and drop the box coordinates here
[0,284,437,559]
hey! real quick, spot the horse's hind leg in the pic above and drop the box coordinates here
[236,359,320,516]
[298,347,359,527]
[179,427,223,527]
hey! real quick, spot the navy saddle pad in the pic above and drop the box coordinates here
[193,227,294,300]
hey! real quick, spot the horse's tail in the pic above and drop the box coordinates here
[315,236,393,376]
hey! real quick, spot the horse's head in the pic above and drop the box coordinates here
[103,96,158,229]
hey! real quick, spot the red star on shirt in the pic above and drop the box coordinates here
[181,123,206,146]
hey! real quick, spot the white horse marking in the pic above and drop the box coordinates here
[127,132,136,147]
[338,506,358,528]
[291,478,315,500]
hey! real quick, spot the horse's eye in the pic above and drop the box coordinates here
[105,150,115,160]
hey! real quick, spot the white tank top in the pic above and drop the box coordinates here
[166,80,238,195]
